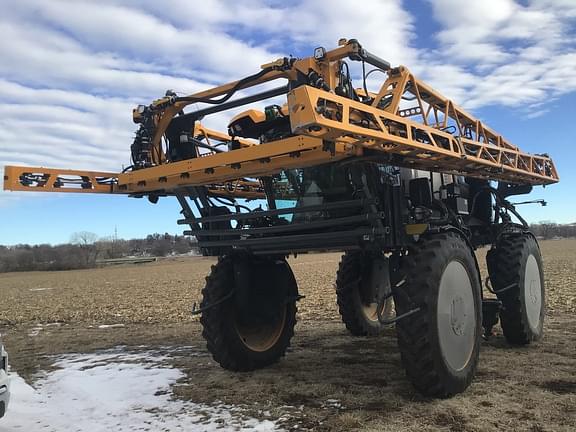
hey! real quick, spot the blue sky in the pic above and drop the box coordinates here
[1,0,575,245]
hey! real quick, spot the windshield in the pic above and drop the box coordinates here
[270,165,356,222]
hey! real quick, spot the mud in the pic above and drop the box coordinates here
[1,239,575,431]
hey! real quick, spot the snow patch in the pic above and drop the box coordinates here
[0,348,280,431]
[322,399,344,409]
[28,325,43,337]
[97,324,126,329]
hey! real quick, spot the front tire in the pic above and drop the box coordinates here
[200,256,298,371]
[486,234,545,345]
[395,233,482,397]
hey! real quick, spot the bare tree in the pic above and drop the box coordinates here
[70,231,99,266]
[537,221,557,240]
[70,231,98,246]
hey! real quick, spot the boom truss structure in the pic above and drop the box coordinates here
[4,39,558,199]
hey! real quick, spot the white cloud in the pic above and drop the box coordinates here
[423,0,576,109]
[0,0,416,185]
[0,0,574,212]
[112,0,417,65]
[5,0,278,77]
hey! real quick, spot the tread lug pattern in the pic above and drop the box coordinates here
[336,252,385,336]
[200,256,298,371]
[395,232,482,397]
[486,234,545,345]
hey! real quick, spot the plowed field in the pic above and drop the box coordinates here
[1,239,575,431]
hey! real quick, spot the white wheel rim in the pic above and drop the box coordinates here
[437,261,477,372]
[361,302,379,322]
[524,254,542,332]
[361,299,394,323]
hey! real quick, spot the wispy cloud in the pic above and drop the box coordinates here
[422,0,576,109]
[1,0,575,208]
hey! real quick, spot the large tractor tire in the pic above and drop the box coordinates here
[395,232,482,397]
[200,255,298,371]
[336,252,394,336]
[486,234,545,345]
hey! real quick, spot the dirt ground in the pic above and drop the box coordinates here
[1,239,575,431]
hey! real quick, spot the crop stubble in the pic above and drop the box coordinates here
[0,239,575,431]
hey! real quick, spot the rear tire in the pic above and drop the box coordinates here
[336,252,393,336]
[395,232,482,397]
[200,256,298,371]
[486,234,545,345]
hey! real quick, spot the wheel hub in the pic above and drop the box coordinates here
[529,280,539,305]
[437,261,477,372]
[235,307,287,352]
[524,254,542,332]
[361,299,394,323]
[450,296,466,336]
[361,302,379,321]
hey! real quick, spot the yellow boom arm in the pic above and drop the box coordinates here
[3,39,558,199]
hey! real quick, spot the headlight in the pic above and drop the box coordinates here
[313,46,326,60]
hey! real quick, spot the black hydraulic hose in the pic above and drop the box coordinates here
[175,67,274,105]
[191,290,235,315]
[365,68,387,80]
[362,60,369,98]
[210,196,251,212]
[166,85,289,130]
[95,178,117,185]
[193,140,224,153]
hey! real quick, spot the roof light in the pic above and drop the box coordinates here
[313,47,326,60]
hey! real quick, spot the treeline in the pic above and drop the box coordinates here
[1,223,574,273]
[0,232,199,273]
[530,222,576,239]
